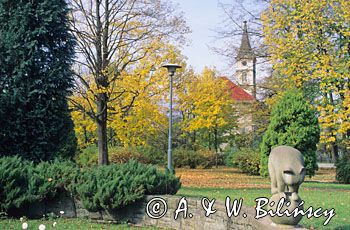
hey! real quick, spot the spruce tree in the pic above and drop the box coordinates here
[260,89,320,176]
[0,0,76,162]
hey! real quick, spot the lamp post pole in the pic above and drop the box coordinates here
[168,71,174,172]
[162,64,181,173]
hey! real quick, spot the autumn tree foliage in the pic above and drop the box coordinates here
[260,90,320,177]
[0,0,77,162]
[70,42,187,150]
[177,68,237,153]
[262,0,350,160]
[69,0,189,164]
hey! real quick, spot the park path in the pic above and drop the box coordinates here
[318,163,335,169]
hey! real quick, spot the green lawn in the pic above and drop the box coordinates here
[0,218,159,230]
[178,183,350,230]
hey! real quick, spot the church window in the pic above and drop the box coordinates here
[242,72,247,83]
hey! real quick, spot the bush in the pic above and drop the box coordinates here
[173,148,217,169]
[0,157,180,214]
[75,145,98,167]
[232,148,260,175]
[109,146,165,165]
[73,160,180,211]
[223,146,238,167]
[135,146,166,166]
[34,160,80,198]
[260,89,320,177]
[197,149,218,168]
[109,147,149,164]
[0,156,34,212]
[336,154,350,184]
[0,157,78,213]
[173,148,199,169]
[77,145,166,167]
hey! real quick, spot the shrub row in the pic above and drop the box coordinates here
[76,146,165,167]
[173,148,219,169]
[0,156,180,214]
[76,145,221,169]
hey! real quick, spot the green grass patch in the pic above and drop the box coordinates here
[178,185,350,230]
[0,218,159,230]
[303,181,350,190]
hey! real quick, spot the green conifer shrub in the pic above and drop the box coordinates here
[260,89,320,176]
[34,160,80,198]
[0,157,180,214]
[0,156,33,212]
[0,0,77,161]
[73,160,180,211]
[0,157,79,213]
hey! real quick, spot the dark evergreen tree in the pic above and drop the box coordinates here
[0,0,77,162]
[260,89,320,177]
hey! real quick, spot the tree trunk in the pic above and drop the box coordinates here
[214,127,218,168]
[95,0,109,165]
[192,131,196,150]
[109,128,115,147]
[97,93,108,165]
[208,132,212,150]
[330,142,339,162]
[328,93,339,162]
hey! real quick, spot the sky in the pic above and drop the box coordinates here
[172,0,269,83]
[172,0,229,74]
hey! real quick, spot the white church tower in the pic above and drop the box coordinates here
[235,21,256,99]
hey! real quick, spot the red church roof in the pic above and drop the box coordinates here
[220,77,255,101]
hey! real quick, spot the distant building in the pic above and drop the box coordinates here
[221,21,256,133]
[235,21,257,99]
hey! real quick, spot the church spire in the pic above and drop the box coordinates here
[236,21,255,60]
[234,21,257,99]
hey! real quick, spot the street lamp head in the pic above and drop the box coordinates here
[162,63,182,76]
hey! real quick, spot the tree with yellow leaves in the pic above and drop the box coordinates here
[69,0,189,164]
[262,0,350,160]
[70,40,188,152]
[177,67,237,153]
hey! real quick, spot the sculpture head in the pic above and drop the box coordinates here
[282,166,306,186]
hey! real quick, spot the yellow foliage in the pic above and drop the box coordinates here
[70,39,187,148]
[177,67,237,133]
[262,0,350,147]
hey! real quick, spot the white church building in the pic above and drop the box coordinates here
[221,21,257,133]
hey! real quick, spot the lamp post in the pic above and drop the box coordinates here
[162,63,182,173]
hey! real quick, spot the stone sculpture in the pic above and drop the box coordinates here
[268,146,306,201]
[268,145,306,226]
